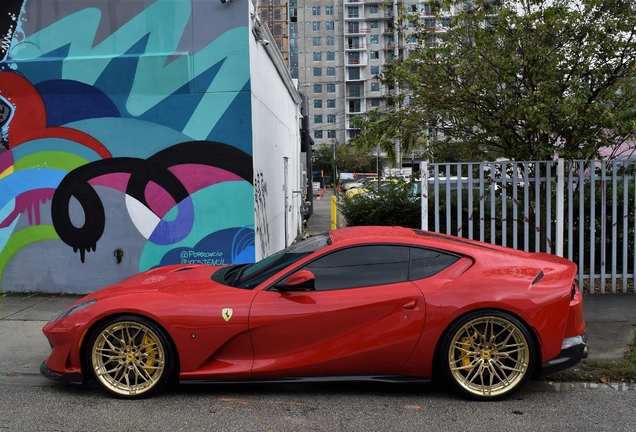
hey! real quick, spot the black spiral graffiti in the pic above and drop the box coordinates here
[51,141,253,262]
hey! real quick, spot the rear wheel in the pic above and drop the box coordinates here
[440,310,535,400]
[87,315,174,399]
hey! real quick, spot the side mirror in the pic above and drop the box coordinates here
[274,269,316,292]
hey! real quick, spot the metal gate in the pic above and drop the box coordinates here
[421,159,636,293]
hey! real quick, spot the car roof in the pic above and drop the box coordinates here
[328,226,531,258]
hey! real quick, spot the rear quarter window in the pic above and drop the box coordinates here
[409,247,460,280]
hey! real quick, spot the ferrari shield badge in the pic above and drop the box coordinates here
[222,308,233,322]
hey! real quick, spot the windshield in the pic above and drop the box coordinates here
[222,233,331,289]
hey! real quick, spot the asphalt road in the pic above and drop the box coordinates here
[1,379,635,431]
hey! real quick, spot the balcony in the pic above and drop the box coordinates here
[345,43,367,50]
[346,58,368,67]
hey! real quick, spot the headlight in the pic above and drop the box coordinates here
[49,299,97,322]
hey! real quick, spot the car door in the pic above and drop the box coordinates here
[249,244,425,379]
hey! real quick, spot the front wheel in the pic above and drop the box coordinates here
[440,310,535,401]
[87,315,174,399]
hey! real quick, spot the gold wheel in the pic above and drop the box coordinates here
[90,318,170,398]
[444,313,533,400]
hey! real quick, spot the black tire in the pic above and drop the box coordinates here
[439,310,535,401]
[86,315,174,399]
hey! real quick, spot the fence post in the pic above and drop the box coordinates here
[421,161,428,230]
[556,158,564,257]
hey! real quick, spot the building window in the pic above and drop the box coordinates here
[313,22,321,31]
[290,23,298,38]
[314,130,323,139]
[312,6,321,15]
[370,50,380,59]
[326,51,335,61]
[326,6,334,15]
[327,99,336,108]
[326,36,335,46]
[327,114,336,123]
[369,5,378,13]
[370,21,379,29]
[313,37,321,46]
[370,82,380,91]
[327,84,336,93]
[370,35,379,44]
[371,65,380,75]
[326,21,334,30]
[370,98,381,107]
[349,67,360,80]
[274,9,282,20]
[326,67,336,76]
[273,24,283,36]
[314,51,322,61]
[314,84,323,93]
[313,67,322,76]
[314,99,322,108]
[347,6,359,18]
[423,18,436,28]
[314,115,323,123]
[327,130,336,138]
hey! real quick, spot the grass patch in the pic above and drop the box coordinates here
[544,329,636,383]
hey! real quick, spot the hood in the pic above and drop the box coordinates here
[87,264,228,301]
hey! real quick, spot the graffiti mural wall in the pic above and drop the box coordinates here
[0,0,261,293]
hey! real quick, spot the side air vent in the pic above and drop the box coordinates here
[174,267,195,272]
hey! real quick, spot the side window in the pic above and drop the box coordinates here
[304,245,409,290]
[409,247,460,280]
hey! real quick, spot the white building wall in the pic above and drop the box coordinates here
[249,9,303,260]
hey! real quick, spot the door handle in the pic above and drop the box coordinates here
[402,300,417,310]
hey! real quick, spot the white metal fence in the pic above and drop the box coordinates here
[421,159,636,293]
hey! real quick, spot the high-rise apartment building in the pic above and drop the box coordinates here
[261,0,430,149]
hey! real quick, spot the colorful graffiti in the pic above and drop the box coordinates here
[0,0,256,292]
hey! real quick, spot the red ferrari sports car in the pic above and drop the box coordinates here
[41,226,587,400]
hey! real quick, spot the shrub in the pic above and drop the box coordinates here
[339,180,421,228]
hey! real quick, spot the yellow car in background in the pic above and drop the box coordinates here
[345,178,403,198]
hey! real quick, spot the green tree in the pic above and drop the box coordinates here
[312,142,379,177]
[354,0,636,162]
